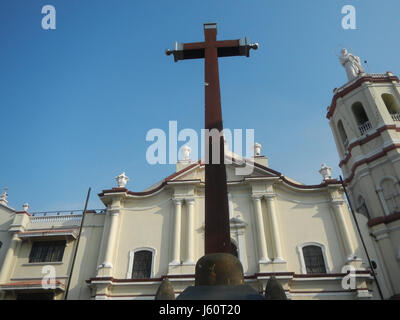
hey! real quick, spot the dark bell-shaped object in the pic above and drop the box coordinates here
[195,253,244,286]
[155,278,175,300]
[264,276,287,300]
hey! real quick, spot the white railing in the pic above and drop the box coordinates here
[30,215,82,224]
[368,73,388,78]
[359,121,372,135]
[391,114,400,122]
[29,209,105,224]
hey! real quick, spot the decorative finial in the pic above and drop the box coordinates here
[319,164,332,181]
[180,145,192,162]
[249,42,259,50]
[0,188,8,205]
[339,48,365,81]
[254,143,262,156]
[115,172,129,188]
[22,203,29,212]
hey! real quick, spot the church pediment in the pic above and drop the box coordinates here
[167,157,280,184]
[100,154,341,202]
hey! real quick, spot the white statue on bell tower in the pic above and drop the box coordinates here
[339,48,365,81]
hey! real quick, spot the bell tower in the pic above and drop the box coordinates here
[327,49,400,299]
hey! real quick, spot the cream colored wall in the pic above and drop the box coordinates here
[0,205,14,269]
[275,188,345,273]
[115,192,174,278]
[65,212,105,300]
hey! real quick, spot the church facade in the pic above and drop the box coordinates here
[0,149,381,300]
[1,52,400,299]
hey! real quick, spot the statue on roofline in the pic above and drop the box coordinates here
[340,48,365,81]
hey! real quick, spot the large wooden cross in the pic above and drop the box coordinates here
[166,23,258,255]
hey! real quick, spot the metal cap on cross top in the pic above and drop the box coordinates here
[203,22,217,30]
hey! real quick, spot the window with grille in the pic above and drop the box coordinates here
[132,250,152,279]
[29,241,66,263]
[302,245,327,274]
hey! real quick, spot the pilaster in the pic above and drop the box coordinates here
[97,198,122,277]
[251,194,271,270]
[330,199,358,264]
[370,224,400,294]
[169,198,183,267]
[264,193,285,264]
[183,198,195,266]
[0,233,21,284]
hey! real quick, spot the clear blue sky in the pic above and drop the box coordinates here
[1,0,399,212]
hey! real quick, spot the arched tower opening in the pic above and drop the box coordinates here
[352,102,371,134]
[382,93,400,121]
[337,119,349,148]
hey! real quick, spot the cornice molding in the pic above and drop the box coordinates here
[368,212,400,227]
[327,74,400,119]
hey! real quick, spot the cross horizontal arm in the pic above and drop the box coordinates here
[183,42,208,50]
[182,40,241,50]
[166,38,258,62]
[215,40,241,48]
[182,40,246,60]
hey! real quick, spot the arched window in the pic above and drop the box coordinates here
[231,240,238,258]
[356,195,371,219]
[302,245,327,274]
[352,102,371,134]
[132,250,153,279]
[380,178,400,214]
[337,120,349,148]
[382,94,400,120]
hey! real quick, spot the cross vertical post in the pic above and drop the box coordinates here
[166,23,258,255]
